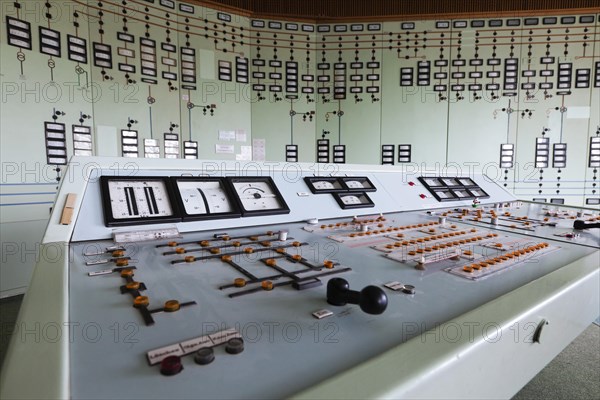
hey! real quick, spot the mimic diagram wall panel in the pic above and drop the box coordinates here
[1,1,599,206]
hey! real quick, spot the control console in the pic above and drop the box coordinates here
[0,157,598,399]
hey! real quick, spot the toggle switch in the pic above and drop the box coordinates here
[574,220,600,230]
[326,278,388,315]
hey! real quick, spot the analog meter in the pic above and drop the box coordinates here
[229,177,290,216]
[303,176,345,193]
[172,177,240,221]
[332,192,375,209]
[340,177,376,192]
[100,176,180,227]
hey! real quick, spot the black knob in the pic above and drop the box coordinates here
[326,278,388,315]
[574,220,600,230]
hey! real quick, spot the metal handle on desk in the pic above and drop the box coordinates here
[533,319,549,344]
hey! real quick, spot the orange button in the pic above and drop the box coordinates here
[234,278,246,287]
[120,268,134,278]
[164,300,180,312]
[133,296,149,308]
[115,259,129,267]
[265,258,277,267]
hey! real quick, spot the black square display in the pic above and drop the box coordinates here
[418,176,489,202]
[170,177,241,221]
[303,177,345,193]
[100,176,182,227]
[340,177,376,192]
[228,177,290,217]
[332,192,375,209]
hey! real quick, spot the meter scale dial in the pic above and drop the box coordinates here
[340,177,377,192]
[303,177,345,193]
[172,177,240,221]
[229,177,290,216]
[332,192,375,209]
[100,176,181,227]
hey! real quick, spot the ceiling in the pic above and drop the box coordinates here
[197,0,600,21]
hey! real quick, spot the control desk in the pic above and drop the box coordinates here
[1,157,598,399]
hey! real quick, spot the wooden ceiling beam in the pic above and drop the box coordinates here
[182,0,599,22]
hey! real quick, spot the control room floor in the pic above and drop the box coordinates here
[0,294,598,399]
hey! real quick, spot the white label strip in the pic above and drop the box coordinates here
[146,344,184,365]
[209,329,241,346]
[179,335,213,355]
[147,329,241,365]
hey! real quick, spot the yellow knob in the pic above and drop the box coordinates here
[133,296,149,308]
[120,268,134,278]
[115,258,129,267]
[234,278,246,287]
[164,300,180,312]
[265,258,277,267]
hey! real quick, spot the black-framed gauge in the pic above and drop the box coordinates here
[340,176,377,192]
[450,188,472,199]
[456,177,477,187]
[419,176,490,202]
[431,189,457,202]
[303,176,345,193]
[170,177,241,221]
[467,187,489,199]
[100,176,181,227]
[420,177,445,187]
[332,192,375,209]
[228,177,290,217]
[440,177,460,187]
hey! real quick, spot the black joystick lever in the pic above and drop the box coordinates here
[326,278,388,315]
[573,220,600,230]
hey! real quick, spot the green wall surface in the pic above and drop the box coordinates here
[1,0,599,295]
